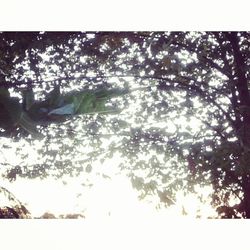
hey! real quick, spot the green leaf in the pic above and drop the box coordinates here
[74,93,96,114]
[95,88,129,100]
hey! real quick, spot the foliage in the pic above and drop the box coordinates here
[0,32,250,218]
[0,84,128,138]
[0,186,31,218]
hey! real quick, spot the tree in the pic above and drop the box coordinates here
[0,32,249,218]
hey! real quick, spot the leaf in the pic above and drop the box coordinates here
[162,56,171,67]
[157,190,175,205]
[48,103,75,115]
[74,93,96,114]
[85,165,92,173]
[131,176,144,190]
[95,88,128,99]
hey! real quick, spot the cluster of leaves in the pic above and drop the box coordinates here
[0,32,250,218]
[0,83,128,139]
[0,186,31,218]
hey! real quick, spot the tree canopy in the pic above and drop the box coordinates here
[0,32,250,218]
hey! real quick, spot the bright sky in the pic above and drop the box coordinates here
[0,115,218,219]
[0,164,217,219]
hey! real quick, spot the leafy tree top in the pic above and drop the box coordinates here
[0,32,250,218]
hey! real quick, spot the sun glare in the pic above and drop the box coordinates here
[0,140,217,219]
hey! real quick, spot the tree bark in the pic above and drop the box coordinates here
[242,176,250,218]
[226,32,250,124]
[226,32,250,218]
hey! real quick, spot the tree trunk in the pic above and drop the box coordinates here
[242,176,250,218]
[226,32,250,218]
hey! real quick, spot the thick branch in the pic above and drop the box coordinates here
[226,32,250,120]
